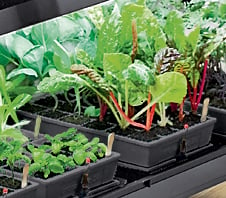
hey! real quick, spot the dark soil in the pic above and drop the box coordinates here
[34,96,56,107]
[109,126,160,142]
[20,103,47,114]
[171,113,201,130]
[0,176,21,189]
[60,115,91,125]
[38,110,68,119]
[83,120,116,131]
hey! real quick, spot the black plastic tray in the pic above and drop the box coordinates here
[70,143,226,198]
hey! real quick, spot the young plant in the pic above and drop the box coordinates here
[27,144,75,179]
[0,140,31,184]
[0,65,31,143]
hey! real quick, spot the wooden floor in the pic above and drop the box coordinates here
[190,181,226,198]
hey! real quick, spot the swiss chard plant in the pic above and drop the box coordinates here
[162,9,225,115]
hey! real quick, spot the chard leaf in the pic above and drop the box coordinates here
[186,26,200,56]
[88,6,105,30]
[150,72,187,103]
[123,62,156,86]
[95,4,122,65]
[164,11,186,52]
[103,53,131,82]
[57,17,82,42]
[120,3,166,52]
[37,71,84,94]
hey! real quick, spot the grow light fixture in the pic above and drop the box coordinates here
[0,0,110,35]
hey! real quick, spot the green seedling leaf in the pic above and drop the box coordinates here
[84,106,100,117]
[73,150,86,165]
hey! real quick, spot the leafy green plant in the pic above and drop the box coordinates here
[27,144,75,178]
[0,139,31,183]
[162,9,225,114]
[27,128,107,178]
[0,65,31,143]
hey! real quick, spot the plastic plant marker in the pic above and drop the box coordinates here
[106,133,115,157]
[201,98,210,122]
[21,163,29,188]
[34,115,41,139]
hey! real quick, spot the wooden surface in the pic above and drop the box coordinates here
[190,181,226,198]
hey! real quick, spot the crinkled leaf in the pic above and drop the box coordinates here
[103,53,131,82]
[120,3,166,52]
[48,160,64,174]
[123,62,156,86]
[95,4,122,65]
[150,72,187,103]
[37,70,84,94]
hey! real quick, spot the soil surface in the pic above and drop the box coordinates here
[60,115,91,125]
[0,176,21,189]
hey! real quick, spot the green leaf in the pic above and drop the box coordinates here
[120,3,166,52]
[22,46,45,76]
[73,150,86,165]
[7,68,38,80]
[48,160,64,174]
[0,40,13,66]
[84,106,100,117]
[1,128,28,143]
[11,34,34,58]
[86,152,97,162]
[31,20,59,50]
[150,72,187,103]
[52,40,71,73]
[95,4,122,65]
[164,11,186,52]
[186,26,200,56]
[103,53,131,82]
[37,70,84,94]
[123,62,156,86]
